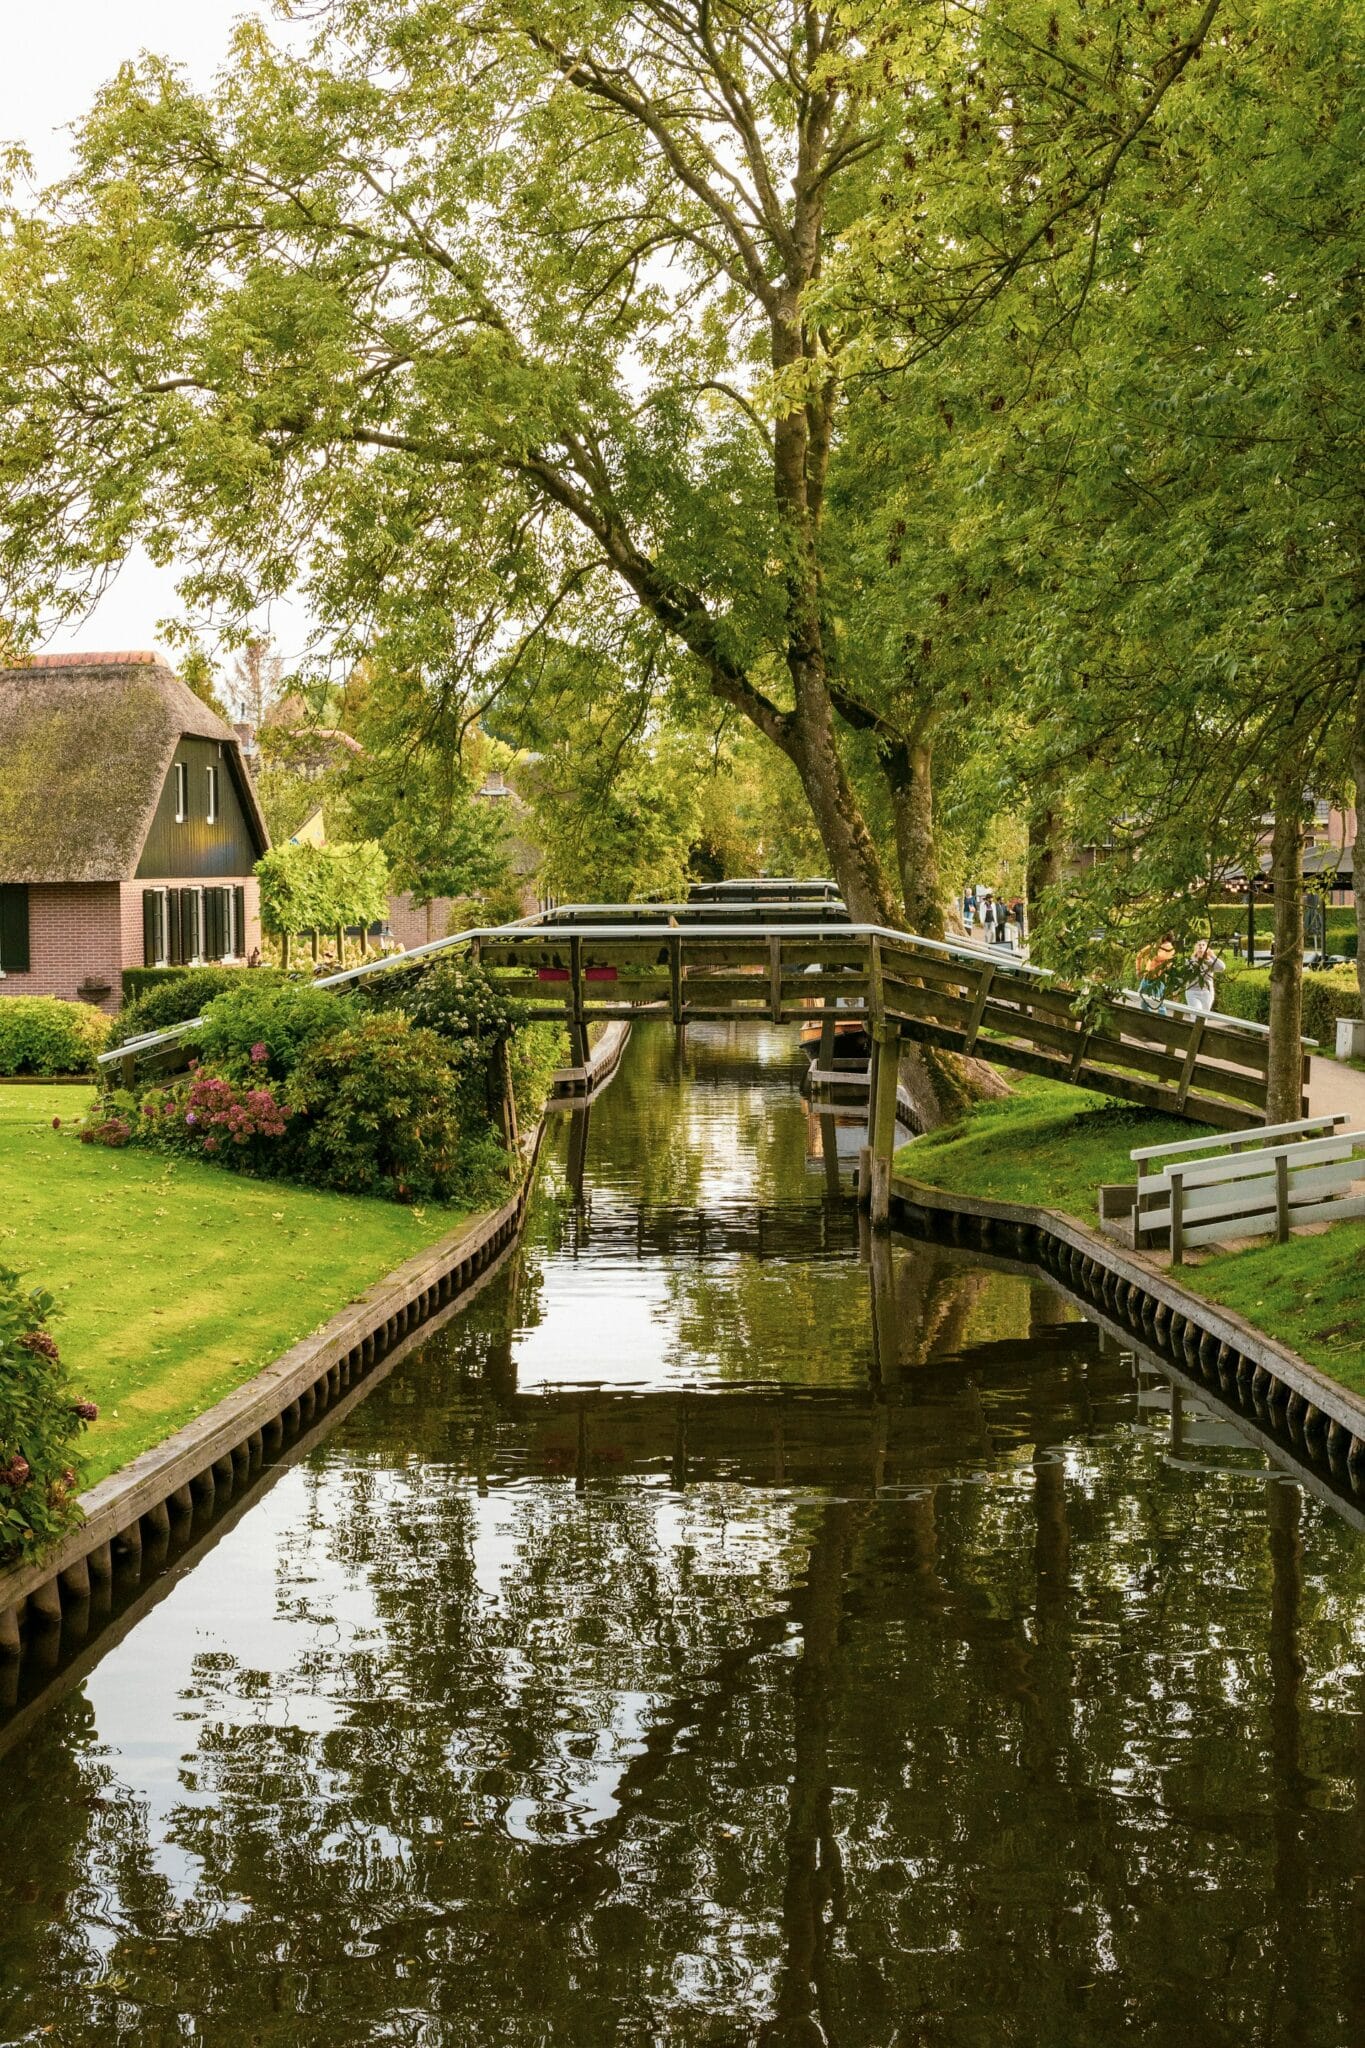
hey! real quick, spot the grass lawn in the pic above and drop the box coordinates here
[896,1074,1365,1391]
[1,1086,472,1487]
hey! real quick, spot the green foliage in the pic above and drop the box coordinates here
[0,997,110,1075]
[195,980,356,1082]
[256,840,390,938]
[114,966,289,1047]
[0,1265,92,1566]
[365,958,523,1050]
[286,1012,469,1203]
[508,1023,570,1128]
[1217,968,1361,1046]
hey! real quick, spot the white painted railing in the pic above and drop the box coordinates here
[1134,1118,1365,1263]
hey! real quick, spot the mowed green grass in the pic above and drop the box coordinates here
[1,1086,468,1486]
[896,1074,1365,1390]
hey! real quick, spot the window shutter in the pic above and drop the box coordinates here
[166,888,182,967]
[0,885,30,972]
[143,890,159,969]
[180,888,201,964]
[233,886,246,958]
[205,887,225,960]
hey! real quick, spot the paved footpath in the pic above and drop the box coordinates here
[1307,1055,1365,1128]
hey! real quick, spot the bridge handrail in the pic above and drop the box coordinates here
[98,916,1297,1068]
[1131,1114,1348,1170]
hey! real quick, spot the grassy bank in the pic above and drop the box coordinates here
[896,1075,1365,1392]
[1,1086,480,1487]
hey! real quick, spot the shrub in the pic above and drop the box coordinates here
[79,1113,134,1149]
[365,957,525,1045]
[364,957,535,1121]
[136,1070,294,1165]
[114,965,292,1050]
[0,1266,94,1567]
[286,1011,468,1202]
[1218,965,1362,1043]
[508,1022,570,1126]
[195,980,356,1080]
[0,996,111,1076]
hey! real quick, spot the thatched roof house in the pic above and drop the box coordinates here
[0,652,269,1011]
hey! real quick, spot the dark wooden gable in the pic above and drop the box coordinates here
[136,736,265,880]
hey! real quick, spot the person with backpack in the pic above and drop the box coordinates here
[1136,932,1177,1013]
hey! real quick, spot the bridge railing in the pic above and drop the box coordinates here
[98,917,1302,1133]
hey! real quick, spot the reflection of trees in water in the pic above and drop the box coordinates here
[7,1027,1365,2041]
[6,1434,1365,2041]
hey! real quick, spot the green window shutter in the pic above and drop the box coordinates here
[0,885,30,972]
[167,888,182,967]
[180,888,201,964]
[233,885,246,958]
[205,887,226,960]
[143,890,159,968]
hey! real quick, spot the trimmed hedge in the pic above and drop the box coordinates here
[1217,966,1362,1043]
[0,997,111,1076]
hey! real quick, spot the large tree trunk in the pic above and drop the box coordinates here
[1026,788,1064,927]
[787,662,901,926]
[1353,672,1365,1014]
[886,731,944,941]
[1267,776,1306,1124]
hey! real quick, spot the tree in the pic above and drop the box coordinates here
[256,839,391,954]
[226,636,284,730]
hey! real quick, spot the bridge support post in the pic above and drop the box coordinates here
[868,1024,900,1230]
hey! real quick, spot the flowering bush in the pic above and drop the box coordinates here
[78,1114,133,1148]
[0,1266,95,1566]
[133,1071,293,1169]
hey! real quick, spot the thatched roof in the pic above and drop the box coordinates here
[0,651,269,883]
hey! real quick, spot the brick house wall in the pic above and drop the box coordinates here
[0,883,124,1011]
[0,878,264,1015]
[117,877,263,984]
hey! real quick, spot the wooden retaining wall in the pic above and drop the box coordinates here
[548,1018,632,1103]
[0,1125,547,1677]
[891,1171,1365,1502]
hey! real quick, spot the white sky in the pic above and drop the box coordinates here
[1,2,311,665]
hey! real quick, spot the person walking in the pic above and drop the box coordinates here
[964,887,977,932]
[1183,937,1225,1015]
[993,894,1008,946]
[1136,932,1177,1013]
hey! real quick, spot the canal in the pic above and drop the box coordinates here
[1,1024,1363,2045]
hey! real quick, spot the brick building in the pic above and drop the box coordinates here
[0,652,270,1012]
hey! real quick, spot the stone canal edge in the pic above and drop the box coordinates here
[890,1171,1365,1496]
[0,1118,550,1663]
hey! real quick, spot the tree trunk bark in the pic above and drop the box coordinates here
[788,678,900,927]
[1267,776,1306,1124]
[1353,672,1365,1014]
[887,735,944,941]
[1026,790,1064,927]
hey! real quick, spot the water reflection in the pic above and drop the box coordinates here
[1,1023,1363,2046]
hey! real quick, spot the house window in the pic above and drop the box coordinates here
[206,764,219,824]
[0,884,30,973]
[174,761,188,824]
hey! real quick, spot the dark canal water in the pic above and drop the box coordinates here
[2,1025,1364,2046]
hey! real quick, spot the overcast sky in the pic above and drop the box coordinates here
[2,2,312,665]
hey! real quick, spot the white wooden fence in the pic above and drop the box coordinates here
[1131,1115,1365,1263]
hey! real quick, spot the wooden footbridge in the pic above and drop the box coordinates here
[104,896,1302,1228]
